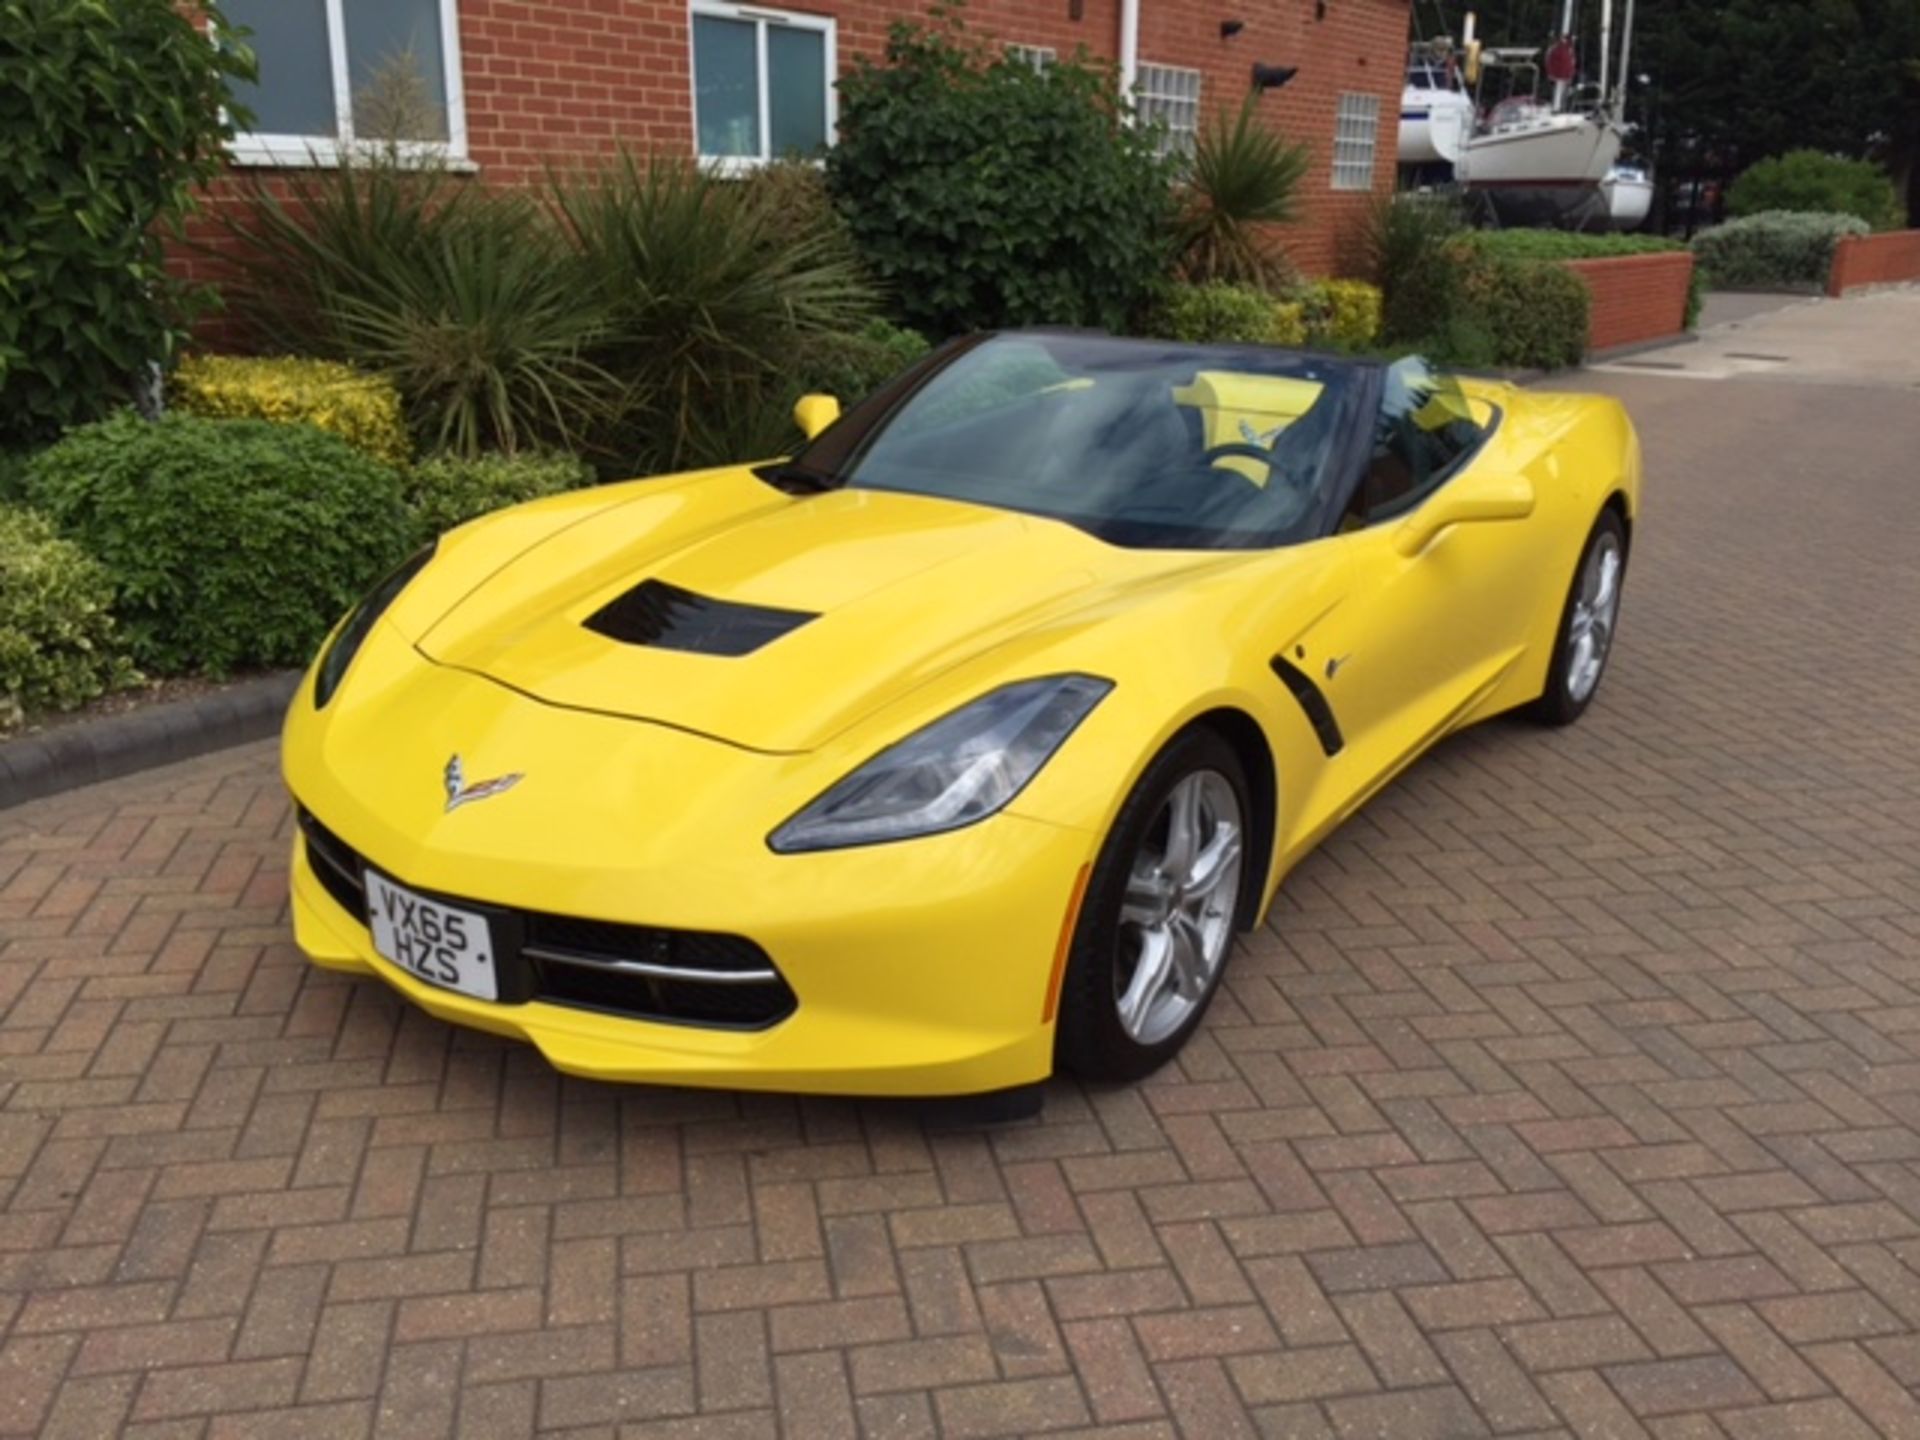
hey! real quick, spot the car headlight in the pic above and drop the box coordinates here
[313,545,436,708]
[769,674,1113,853]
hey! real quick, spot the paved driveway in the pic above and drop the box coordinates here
[4,294,1919,1439]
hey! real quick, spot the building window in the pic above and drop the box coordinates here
[223,0,466,165]
[1331,93,1381,191]
[692,1,836,170]
[1134,63,1202,156]
[1006,44,1057,73]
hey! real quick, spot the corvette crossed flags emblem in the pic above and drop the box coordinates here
[443,754,523,813]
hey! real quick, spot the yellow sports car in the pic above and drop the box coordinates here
[284,333,1638,1100]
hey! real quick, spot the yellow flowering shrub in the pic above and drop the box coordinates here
[170,355,411,467]
[1269,301,1309,346]
[1299,280,1383,349]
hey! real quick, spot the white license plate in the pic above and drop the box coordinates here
[366,872,498,1002]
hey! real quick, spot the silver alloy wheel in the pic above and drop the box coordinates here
[1566,531,1623,703]
[1113,770,1244,1045]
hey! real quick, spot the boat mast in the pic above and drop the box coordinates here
[1614,0,1636,122]
[1598,0,1612,109]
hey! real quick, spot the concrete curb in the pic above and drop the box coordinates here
[0,672,299,812]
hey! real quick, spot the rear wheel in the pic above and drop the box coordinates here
[1532,507,1627,727]
[1055,730,1251,1083]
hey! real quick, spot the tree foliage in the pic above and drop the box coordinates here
[1727,150,1901,230]
[0,0,254,445]
[827,6,1176,337]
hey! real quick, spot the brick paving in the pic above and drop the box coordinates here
[4,357,1920,1437]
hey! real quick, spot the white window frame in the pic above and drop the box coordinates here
[226,0,468,168]
[1134,62,1202,158]
[690,1,838,175]
[1331,92,1381,191]
[1005,43,1057,73]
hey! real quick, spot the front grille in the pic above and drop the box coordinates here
[295,805,796,1030]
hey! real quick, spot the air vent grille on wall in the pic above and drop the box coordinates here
[583,579,816,656]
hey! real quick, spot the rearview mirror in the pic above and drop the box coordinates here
[792,393,841,441]
[1393,474,1535,557]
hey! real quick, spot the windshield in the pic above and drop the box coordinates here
[791,334,1368,551]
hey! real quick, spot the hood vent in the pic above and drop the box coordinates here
[583,579,816,656]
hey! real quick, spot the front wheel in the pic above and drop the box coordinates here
[1531,507,1628,727]
[1055,729,1251,1083]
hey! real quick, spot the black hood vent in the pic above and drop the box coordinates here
[583,579,816,656]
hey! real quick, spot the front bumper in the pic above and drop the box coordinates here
[284,635,1095,1095]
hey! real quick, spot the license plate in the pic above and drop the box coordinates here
[366,872,498,1002]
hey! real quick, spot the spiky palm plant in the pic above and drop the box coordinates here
[1174,97,1311,290]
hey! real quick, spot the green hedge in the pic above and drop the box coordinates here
[20,413,410,677]
[406,451,597,542]
[1456,251,1591,370]
[1691,210,1871,290]
[1728,150,1900,232]
[0,505,134,729]
[1463,229,1703,329]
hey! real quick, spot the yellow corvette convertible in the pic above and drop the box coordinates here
[284,333,1638,1099]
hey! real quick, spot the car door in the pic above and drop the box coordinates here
[1306,368,1543,805]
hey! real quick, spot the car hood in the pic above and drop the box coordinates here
[417,470,1214,753]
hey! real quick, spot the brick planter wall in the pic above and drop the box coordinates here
[1561,251,1695,354]
[1827,230,1920,296]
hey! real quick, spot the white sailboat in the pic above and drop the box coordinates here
[1456,0,1635,227]
[1399,45,1476,168]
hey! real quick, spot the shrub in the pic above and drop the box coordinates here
[170,355,412,467]
[554,152,879,474]
[1152,283,1287,344]
[218,165,621,459]
[20,413,410,676]
[1455,251,1590,370]
[1727,150,1900,231]
[829,11,1176,338]
[1363,195,1466,345]
[1299,280,1383,349]
[1691,210,1871,290]
[793,320,934,404]
[0,0,252,447]
[406,452,597,541]
[1462,229,1703,329]
[1175,98,1310,290]
[0,506,135,729]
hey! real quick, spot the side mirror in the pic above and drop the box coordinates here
[1393,473,1535,557]
[792,393,841,441]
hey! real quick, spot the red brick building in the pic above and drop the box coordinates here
[206,0,1411,278]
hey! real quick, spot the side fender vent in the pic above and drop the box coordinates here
[584,579,816,656]
[1270,657,1345,757]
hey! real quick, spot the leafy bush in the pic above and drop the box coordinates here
[1152,283,1288,344]
[170,355,412,467]
[555,153,878,474]
[406,452,597,541]
[0,506,135,729]
[0,0,252,447]
[793,320,933,404]
[20,413,410,676]
[1456,252,1590,369]
[218,166,620,459]
[1363,195,1466,345]
[829,11,1176,337]
[1691,210,1871,289]
[1299,280,1383,349]
[1727,150,1900,231]
[1175,98,1309,290]
[1462,229,1703,329]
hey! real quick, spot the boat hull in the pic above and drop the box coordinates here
[1602,172,1653,230]
[1398,89,1475,166]
[1459,115,1622,228]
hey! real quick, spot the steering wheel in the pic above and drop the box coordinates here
[1202,440,1316,495]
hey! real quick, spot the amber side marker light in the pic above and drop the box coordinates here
[1041,864,1094,1024]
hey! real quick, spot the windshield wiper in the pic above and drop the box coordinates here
[752,460,842,496]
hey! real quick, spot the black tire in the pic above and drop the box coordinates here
[1531,506,1629,727]
[1055,728,1253,1083]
